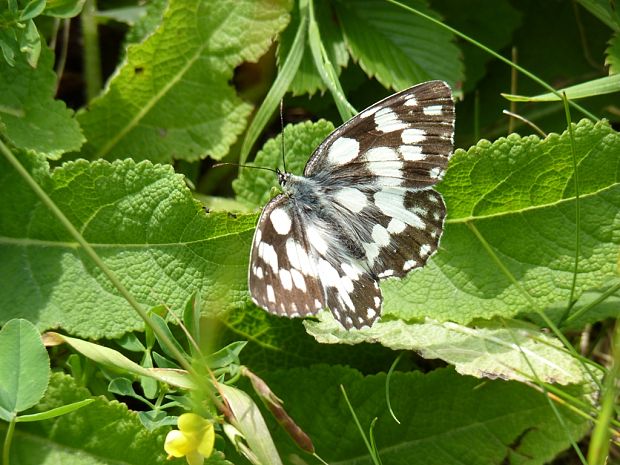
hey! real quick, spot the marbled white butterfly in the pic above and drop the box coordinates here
[249,80,454,329]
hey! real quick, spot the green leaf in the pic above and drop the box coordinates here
[234,120,334,207]
[18,19,41,68]
[576,0,620,31]
[435,0,522,93]
[239,1,306,164]
[19,0,46,21]
[0,155,256,339]
[43,0,86,18]
[76,0,291,163]
[0,319,50,419]
[333,0,463,89]
[0,47,84,158]
[46,332,195,389]
[605,30,620,74]
[219,384,284,465]
[0,29,18,67]
[305,316,592,384]
[121,0,164,43]
[383,119,620,324]
[3,372,170,464]
[260,366,588,465]
[502,74,620,101]
[16,398,94,422]
[278,0,348,96]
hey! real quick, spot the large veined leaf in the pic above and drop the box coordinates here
[333,0,463,89]
[383,118,619,324]
[258,366,588,465]
[305,317,591,384]
[77,0,291,163]
[0,154,256,339]
[0,47,84,159]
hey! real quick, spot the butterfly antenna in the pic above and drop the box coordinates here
[280,99,287,173]
[212,162,278,174]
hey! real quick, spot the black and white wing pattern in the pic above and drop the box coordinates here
[249,80,455,330]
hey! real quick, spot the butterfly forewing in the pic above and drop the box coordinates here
[249,80,455,329]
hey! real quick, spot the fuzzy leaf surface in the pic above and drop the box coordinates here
[0,47,84,159]
[333,0,463,89]
[77,0,291,163]
[0,154,256,339]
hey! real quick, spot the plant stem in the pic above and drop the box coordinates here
[2,416,16,465]
[80,0,102,101]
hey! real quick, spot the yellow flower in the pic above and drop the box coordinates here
[165,413,215,465]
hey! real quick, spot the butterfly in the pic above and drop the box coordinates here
[248,80,455,329]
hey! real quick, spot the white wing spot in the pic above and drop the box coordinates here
[378,269,394,278]
[334,187,367,213]
[266,285,275,303]
[327,137,360,165]
[420,244,432,257]
[373,296,381,307]
[253,266,264,279]
[258,242,278,273]
[279,268,293,290]
[371,224,391,247]
[307,226,329,255]
[399,145,425,161]
[402,128,426,144]
[269,208,292,235]
[290,268,307,292]
[429,167,444,179]
[387,218,406,234]
[363,242,380,265]
[285,239,314,276]
[374,189,425,229]
[314,299,322,310]
[374,108,407,133]
[367,308,377,319]
[403,259,416,271]
[290,303,299,317]
[404,95,418,106]
[359,106,379,119]
[423,105,443,116]
[254,229,262,245]
[341,262,363,280]
[345,316,354,327]
[366,147,402,179]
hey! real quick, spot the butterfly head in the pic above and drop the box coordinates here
[276,168,290,187]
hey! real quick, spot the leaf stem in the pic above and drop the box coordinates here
[560,93,581,322]
[80,0,102,101]
[2,415,15,465]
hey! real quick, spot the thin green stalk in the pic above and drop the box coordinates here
[587,319,620,465]
[0,141,191,376]
[307,0,356,121]
[340,385,381,465]
[466,222,602,392]
[502,318,588,465]
[238,0,307,164]
[560,93,581,322]
[2,416,16,465]
[565,281,620,325]
[80,0,102,101]
[385,0,598,121]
